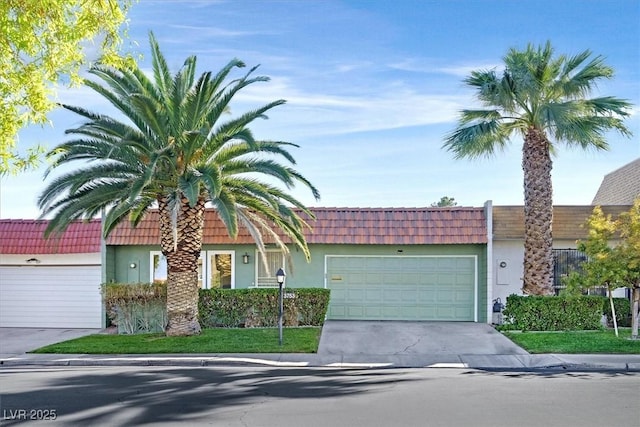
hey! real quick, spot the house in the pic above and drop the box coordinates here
[592,158,640,205]
[3,199,631,329]
[105,206,490,323]
[0,219,103,328]
[491,204,631,303]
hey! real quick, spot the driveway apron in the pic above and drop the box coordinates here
[0,328,100,358]
[318,320,528,357]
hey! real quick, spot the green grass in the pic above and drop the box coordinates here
[32,327,322,354]
[503,329,640,354]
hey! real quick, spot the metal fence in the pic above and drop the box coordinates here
[553,248,632,298]
[552,248,604,295]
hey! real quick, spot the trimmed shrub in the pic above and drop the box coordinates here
[199,288,330,328]
[602,297,632,327]
[103,284,330,333]
[502,294,603,331]
[102,283,167,334]
[294,288,332,326]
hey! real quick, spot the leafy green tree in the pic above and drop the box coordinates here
[567,201,640,338]
[431,196,457,207]
[38,34,320,336]
[1,0,132,174]
[444,41,632,295]
[564,206,626,334]
[616,200,640,338]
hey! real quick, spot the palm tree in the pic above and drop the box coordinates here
[444,42,632,295]
[38,33,320,336]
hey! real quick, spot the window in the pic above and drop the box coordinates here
[150,252,168,284]
[255,250,285,287]
[207,251,234,289]
[552,248,608,296]
[149,251,205,288]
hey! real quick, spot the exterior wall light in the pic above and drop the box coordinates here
[242,252,250,264]
[129,263,137,269]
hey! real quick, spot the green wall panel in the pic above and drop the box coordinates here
[105,243,487,322]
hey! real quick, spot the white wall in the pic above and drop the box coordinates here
[0,253,100,266]
[492,239,626,303]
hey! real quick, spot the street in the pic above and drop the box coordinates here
[0,366,638,426]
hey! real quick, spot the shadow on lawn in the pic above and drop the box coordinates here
[0,367,417,426]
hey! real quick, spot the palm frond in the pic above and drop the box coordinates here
[443,119,514,159]
[39,33,319,261]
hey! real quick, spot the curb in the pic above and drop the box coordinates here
[2,356,639,371]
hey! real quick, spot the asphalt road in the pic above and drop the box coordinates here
[0,366,638,427]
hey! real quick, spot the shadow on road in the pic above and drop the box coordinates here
[0,367,419,425]
[461,369,636,379]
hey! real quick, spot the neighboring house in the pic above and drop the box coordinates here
[592,158,640,205]
[491,205,631,303]
[0,219,103,328]
[105,206,490,323]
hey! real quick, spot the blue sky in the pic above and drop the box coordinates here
[1,0,639,218]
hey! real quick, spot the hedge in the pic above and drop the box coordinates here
[102,283,330,333]
[602,297,632,327]
[102,283,167,334]
[501,295,603,331]
[198,288,330,328]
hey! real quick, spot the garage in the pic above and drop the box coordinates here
[0,219,103,329]
[0,265,103,328]
[326,255,477,321]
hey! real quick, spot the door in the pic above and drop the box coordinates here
[0,265,102,328]
[326,256,477,321]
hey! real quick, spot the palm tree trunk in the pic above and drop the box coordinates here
[159,196,205,336]
[522,127,554,295]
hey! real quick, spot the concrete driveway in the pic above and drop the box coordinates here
[0,328,100,358]
[317,320,528,366]
[0,322,529,368]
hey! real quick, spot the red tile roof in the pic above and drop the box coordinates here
[106,207,487,246]
[0,219,102,254]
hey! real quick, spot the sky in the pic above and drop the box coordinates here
[1,0,639,219]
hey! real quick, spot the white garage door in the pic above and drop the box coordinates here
[327,256,477,321]
[0,265,102,328]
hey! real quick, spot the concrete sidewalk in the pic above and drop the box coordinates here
[1,324,639,371]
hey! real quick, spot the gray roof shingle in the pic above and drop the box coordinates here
[592,158,640,205]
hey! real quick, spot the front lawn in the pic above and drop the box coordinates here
[32,327,322,354]
[503,329,640,354]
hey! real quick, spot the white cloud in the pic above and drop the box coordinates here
[233,76,468,138]
[167,24,277,38]
[388,58,501,76]
[437,63,503,77]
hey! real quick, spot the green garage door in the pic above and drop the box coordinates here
[327,256,476,321]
